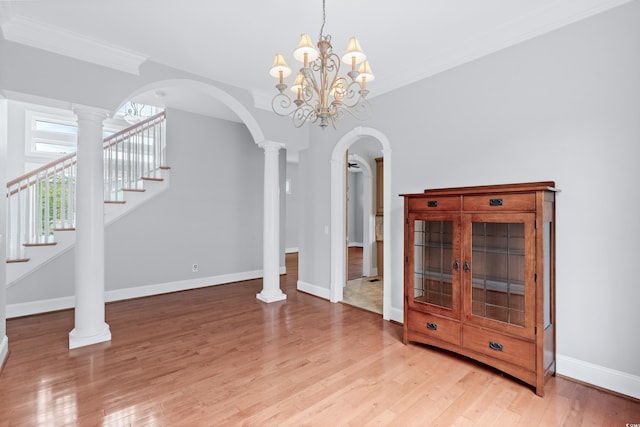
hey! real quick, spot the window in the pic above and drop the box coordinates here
[26,110,118,158]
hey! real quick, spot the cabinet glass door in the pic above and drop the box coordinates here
[464,214,534,337]
[411,216,460,318]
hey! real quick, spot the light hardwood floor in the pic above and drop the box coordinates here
[343,247,383,315]
[1,253,638,426]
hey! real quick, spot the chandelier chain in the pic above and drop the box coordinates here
[319,0,326,40]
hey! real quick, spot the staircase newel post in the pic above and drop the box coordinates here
[69,105,111,349]
[256,140,287,303]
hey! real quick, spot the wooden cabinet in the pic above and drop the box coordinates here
[402,182,558,396]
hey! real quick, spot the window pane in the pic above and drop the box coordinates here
[35,120,78,135]
[471,222,525,326]
[413,220,454,309]
[34,142,77,154]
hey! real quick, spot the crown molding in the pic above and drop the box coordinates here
[1,15,147,75]
[373,0,634,98]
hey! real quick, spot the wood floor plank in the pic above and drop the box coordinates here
[1,253,639,426]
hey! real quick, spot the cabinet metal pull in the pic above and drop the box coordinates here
[463,261,470,272]
[489,198,503,206]
[427,200,438,207]
[489,341,504,351]
[454,259,460,271]
[426,322,438,331]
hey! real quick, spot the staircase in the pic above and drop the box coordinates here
[5,111,168,286]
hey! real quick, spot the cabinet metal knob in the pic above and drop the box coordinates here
[454,259,460,271]
[426,322,438,331]
[463,261,470,272]
[489,341,504,351]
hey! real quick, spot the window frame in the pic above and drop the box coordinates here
[25,109,121,159]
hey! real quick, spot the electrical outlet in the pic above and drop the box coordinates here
[192,263,199,272]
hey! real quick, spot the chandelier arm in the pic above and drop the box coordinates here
[335,80,366,109]
[292,104,317,128]
[271,92,295,117]
[301,68,321,104]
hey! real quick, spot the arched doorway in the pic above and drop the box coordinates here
[330,127,391,320]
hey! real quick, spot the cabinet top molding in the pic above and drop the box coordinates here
[400,181,559,198]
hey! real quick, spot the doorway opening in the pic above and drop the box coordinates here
[330,127,391,320]
[343,153,382,314]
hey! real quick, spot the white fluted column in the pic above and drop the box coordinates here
[69,106,111,349]
[256,140,286,303]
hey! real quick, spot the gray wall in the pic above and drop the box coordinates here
[347,171,364,245]
[298,1,640,385]
[6,109,269,303]
[0,37,306,149]
[1,33,295,305]
[106,109,265,289]
[0,99,7,351]
[285,161,300,252]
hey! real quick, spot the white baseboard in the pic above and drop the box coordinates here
[285,247,299,254]
[388,306,404,323]
[557,354,640,399]
[348,242,363,248]
[0,335,8,369]
[297,280,331,300]
[105,269,266,303]
[6,296,75,318]
[6,268,272,318]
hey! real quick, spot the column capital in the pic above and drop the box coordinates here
[72,104,110,123]
[258,140,285,151]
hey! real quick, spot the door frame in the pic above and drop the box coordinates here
[330,127,391,320]
[347,153,373,278]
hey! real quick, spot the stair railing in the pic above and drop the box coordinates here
[104,111,167,201]
[6,111,166,262]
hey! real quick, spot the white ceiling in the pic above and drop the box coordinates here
[0,0,633,121]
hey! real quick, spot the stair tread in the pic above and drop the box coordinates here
[23,242,57,247]
[7,258,30,263]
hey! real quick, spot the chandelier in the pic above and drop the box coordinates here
[123,101,148,124]
[269,0,374,129]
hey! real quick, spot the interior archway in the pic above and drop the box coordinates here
[114,78,266,145]
[330,127,391,320]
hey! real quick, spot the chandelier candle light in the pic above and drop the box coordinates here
[269,0,374,129]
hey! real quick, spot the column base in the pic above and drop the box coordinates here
[256,291,287,303]
[69,323,111,349]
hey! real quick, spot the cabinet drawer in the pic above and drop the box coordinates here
[463,193,535,212]
[408,310,460,346]
[408,196,461,212]
[462,325,535,370]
